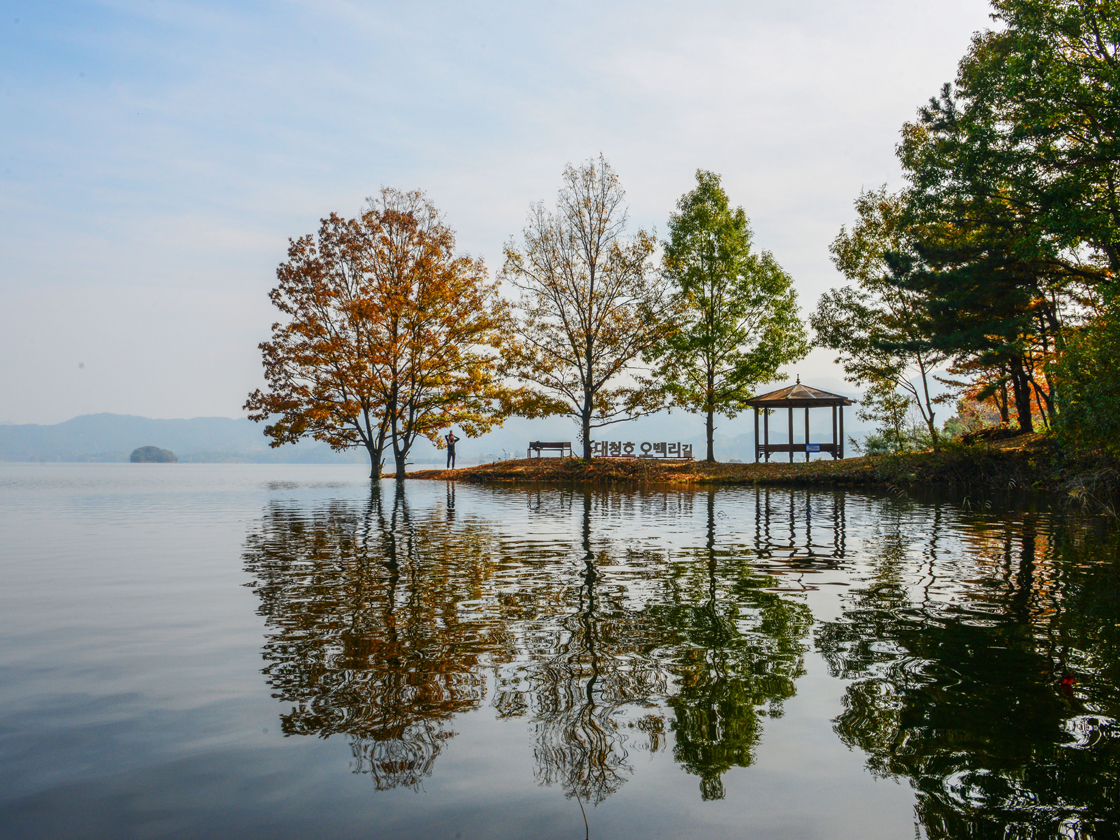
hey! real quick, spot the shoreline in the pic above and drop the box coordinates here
[410,434,1119,511]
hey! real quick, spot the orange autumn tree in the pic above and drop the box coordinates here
[245,189,509,479]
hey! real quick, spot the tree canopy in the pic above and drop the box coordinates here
[650,170,806,462]
[817,0,1120,446]
[245,189,509,478]
[812,187,947,448]
[500,157,671,460]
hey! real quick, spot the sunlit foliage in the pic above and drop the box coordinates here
[246,189,510,478]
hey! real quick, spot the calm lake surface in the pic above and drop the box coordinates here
[1,464,1118,840]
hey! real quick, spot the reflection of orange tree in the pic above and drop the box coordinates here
[650,490,813,800]
[242,483,511,789]
[492,492,670,806]
[816,502,1120,838]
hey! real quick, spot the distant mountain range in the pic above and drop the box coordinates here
[0,403,871,465]
[0,414,364,463]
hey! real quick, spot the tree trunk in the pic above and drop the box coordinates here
[582,388,593,461]
[391,428,408,479]
[705,406,715,462]
[360,407,388,481]
[916,355,940,450]
[705,371,715,462]
[386,383,408,479]
[1009,357,1035,433]
[367,444,383,480]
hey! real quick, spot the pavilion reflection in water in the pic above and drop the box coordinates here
[239,483,1120,836]
[749,487,848,588]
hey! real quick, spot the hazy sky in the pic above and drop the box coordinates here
[0,0,994,425]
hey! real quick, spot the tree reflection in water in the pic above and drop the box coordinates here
[493,489,814,804]
[816,499,1120,838]
[242,483,817,802]
[492,491,672,806]
[655,490,813,800]
[242,482,510,790]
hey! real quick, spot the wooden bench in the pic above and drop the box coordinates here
[756,442,840,461]
[528,441,573,458]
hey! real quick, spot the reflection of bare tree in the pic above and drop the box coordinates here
[494,492,670,806]
[490,488,814,805]
[816,504,1120,838]
[242,482,509,790]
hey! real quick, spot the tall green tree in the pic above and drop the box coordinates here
[947,0,1120,439]
[501,157,671,460]
[649,170,806,462]
[812,187,948,449]
[820,0,1119,447]
[891,0,1120,434]
[1053,289,1120,455]
[959,0,1120,276]
[897,88,1073,432]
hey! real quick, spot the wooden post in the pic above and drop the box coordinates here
[804,407,810,462]
[832,405,838,460]
[764,409,770,462]
[787,406,793,464]
[754,407,760,463]
[804,488,811,549]
[764,487,772,546]
[839,405,845,459]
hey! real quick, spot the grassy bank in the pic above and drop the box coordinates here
[411,434,1119,510]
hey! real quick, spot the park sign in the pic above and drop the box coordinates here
[590,441,694,459]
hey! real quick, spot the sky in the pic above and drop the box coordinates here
[0,0,995,426]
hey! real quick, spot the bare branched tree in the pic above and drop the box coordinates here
[501,156,671,460]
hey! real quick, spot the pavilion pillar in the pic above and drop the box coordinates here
[754,408,760,463]
[832,405,838,460]
[804,488,811,549]
[839,405,845,459]
[804,407,810,462]
[787,406,793,464]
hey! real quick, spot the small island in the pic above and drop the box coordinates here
[130,446,178,463]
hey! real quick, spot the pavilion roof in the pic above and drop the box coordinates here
[745,380,854,408]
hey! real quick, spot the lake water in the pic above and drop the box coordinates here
[1,464,1117,840]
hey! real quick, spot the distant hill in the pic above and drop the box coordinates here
[0,395,870,464]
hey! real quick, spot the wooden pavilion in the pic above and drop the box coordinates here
[745,378,854,462]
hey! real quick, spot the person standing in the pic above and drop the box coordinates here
[445,430,460,469]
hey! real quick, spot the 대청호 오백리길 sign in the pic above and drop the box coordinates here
[590,441,693,459]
